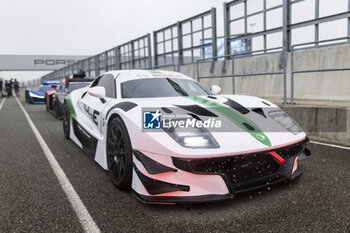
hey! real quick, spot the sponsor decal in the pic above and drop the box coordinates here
[148,70,183,78]
[187,96,272,147]
[77,124,91,139]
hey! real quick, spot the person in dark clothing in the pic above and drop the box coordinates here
[14,79,20,97]
[0,79,3,97]
[79,69,86,78]
[5,80,12,97]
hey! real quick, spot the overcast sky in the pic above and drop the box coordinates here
[0,0,227,55]
[0,0,226,81]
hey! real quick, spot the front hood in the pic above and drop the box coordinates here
[118,95,306,157]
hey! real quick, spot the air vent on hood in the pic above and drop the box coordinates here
[187,113,202,121]
[243,122,255,131]
[223,98,250,115]
[174,104,218,117]
[262,101,271,106]
[252,108,267,118]
[161,107,172,113]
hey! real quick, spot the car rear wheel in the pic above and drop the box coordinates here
[54,99,61,119]
[63,102,70,140]
[107,117,132,190]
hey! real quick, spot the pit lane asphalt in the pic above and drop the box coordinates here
[0,96,349,232]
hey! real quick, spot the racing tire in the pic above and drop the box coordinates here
[46,96,49,111]
[54,99,61,120]
[107,117,133,190]
[62,102,70,140]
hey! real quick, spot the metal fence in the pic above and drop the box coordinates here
[224,0,285,55]
[42,34,152,80]
[42,0,350,104]
[224,0,350,53]
[153,8,217,70]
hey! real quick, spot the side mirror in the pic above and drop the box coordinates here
[88,86,106,99]
[210,85,222,95]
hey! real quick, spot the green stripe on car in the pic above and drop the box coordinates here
[65,95,76,120]
[187,96,271,147]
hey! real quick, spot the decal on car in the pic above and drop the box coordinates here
[72,119,98,158]
[187,96,272,147]
[105,102,138,119]
[65,95,76,119]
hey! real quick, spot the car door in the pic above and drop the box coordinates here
[79,74,116,137]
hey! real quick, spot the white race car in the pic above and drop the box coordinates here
[62,69,311,204]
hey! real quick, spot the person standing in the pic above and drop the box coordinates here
[14,79,20,97]
[5,80,12,97]
[79,69,86,78]
[11,78,15,94]
[0,78,3,97]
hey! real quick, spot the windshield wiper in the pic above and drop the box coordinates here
[166,78,188,96]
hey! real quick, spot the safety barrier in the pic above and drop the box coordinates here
[291,36,350,104]
[197,47,286,103]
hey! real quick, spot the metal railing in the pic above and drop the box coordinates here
[197,47,287,104]
[43,33,152,80]
[153,8,217,70]
[224,0,285,56]
[290,36,350,104]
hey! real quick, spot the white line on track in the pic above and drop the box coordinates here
[0,98,5,111]
[311,140,350,151]
[15,97,101,233]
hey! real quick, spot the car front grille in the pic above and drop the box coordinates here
[172,139,306,193]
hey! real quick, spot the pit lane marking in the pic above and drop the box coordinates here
[15,97,101,233]
[311,140,350,151]
[0,98,5,111]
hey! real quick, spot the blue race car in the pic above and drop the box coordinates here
[25,80,61,104]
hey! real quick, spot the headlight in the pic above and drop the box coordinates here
[163,122,219,149]
[29,92,44,98]
[268,110,302,135]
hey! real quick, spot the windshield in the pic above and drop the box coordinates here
[121,78,211,98]
[36,85,54,93]
[67,82,90,93]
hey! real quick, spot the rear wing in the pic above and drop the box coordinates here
[43,80,61,85]
[66,78,95,84]
[65,78,95,88]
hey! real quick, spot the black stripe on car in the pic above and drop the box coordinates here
[133,150,177,174]
[133,163,189,195]
[174,104,218,117]
[106,102,137,119]
[223,98,250,115]
[72,119,98,159]
[92,110,100,125]
[251,108,267,118]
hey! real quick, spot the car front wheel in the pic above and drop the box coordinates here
[107,117,132,190]
[62,102,70,140]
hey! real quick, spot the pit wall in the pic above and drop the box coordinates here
[163,43,350,102]
[162,43,350,146]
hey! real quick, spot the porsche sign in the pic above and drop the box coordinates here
[0,54,88,71]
